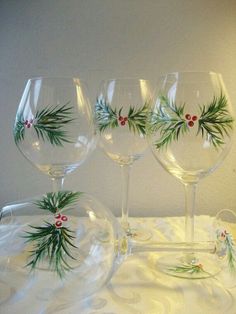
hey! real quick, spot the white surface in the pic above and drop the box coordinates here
[1,216,236,314]
[0,1,236,217]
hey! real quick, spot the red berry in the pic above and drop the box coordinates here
[121,120,126,126]
[124,117,128,122]
[27,123,31,128]
[118,116,123,121]
[192,115,198,121]
[61,215,68,222]
[24,120,28,124]
[185,114,191,120]
[55,213,61,219]
[55,220,62,228]
[188,121,194,127]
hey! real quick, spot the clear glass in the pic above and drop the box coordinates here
[147,72,235,278]
[0,192,232,303]
[95,78,152,240]
[13,77,96,191]
[0,192,126,302]
[214,208,236,288]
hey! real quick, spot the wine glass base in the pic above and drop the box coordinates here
[155,252,221,279]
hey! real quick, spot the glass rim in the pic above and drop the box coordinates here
[26,76,89,87]
[99,77,152,84]
[158,71,223,82]
[162,70,221,75]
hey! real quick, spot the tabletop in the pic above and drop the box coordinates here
[0,216,236,314]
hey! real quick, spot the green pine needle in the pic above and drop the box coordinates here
[198,94,234,148]
[148,94,233,150]
[147,95,188,149]
[13,111,26,144]
[169,263,205,275]
[14,102,75,146]
[34,191,82,214]
[24,222,77,278]
[95,98,149,135]
[127,101,149,135]
[225,233,236,272]
[23,190,83,277]
[95,98,118,132]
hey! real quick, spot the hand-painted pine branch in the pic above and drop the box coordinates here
[14,111,26,144]
[198,94,233,148]
[95,98,149,135]
[225,233,236,271]
[147,95,188,149]
[24,222,77,278]
[34,102,75,146]
[95,99,118,132]
[24,191,82,277]
[148,94,233,150]
[34,191,82,214]
[216,229,236,272]
[127,102,149,135]
[169,262,205,275]
[14,102,75,146]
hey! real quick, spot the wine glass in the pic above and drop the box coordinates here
[13,77,96,192]
[1,191,233,304]
[147,71,234,278]
[95,78,152,240]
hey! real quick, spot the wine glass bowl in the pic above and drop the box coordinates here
[13,77,96,183]
[148,72,233,183]
[147,72,234,278]
[0,192,127,301]
[96,78,150,165]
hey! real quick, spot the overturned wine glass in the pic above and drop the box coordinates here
[0,191,235,303]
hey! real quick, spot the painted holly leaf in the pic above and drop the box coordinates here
[24,191,82,278]
[14,102,75,146]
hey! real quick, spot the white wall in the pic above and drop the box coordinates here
[0,0,236,217]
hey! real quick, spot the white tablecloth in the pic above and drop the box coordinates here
[1,216,236,314]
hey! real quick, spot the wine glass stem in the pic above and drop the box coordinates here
[51,176,65,193]
[184,182,197,243]
[130,241,215,254]
[120,164,131,233]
